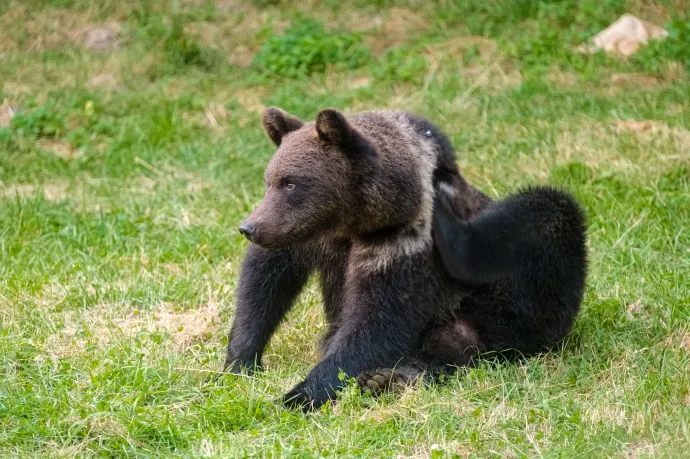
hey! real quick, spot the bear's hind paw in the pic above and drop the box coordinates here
[356,366,421,396]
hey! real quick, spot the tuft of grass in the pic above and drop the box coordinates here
[372,46,429,83]
[130,8,224,76]
[0,0,689,457]
[253,19,370,78]
[634,13,690,72]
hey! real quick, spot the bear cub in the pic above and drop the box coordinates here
[224,107,587,410]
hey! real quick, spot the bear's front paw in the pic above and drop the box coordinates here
[282,382,335,412]
[282,384,313,412]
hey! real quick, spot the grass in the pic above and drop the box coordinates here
[1,0,689,457]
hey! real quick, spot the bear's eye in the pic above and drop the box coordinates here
[286,183,296,191]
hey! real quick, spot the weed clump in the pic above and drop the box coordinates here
[253,20,370,78]
[372,47,428,83]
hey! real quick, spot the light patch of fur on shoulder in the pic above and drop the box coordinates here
[349,229,432,274]
[350,204,433,273]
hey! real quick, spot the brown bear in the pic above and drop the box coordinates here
[224,107,587,410]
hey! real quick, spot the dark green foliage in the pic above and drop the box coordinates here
[635,14,690,72]
[658,167,689,192]
[8,102,68,139]
[372,47,428,83]
[253,20,370,78]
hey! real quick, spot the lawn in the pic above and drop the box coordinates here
[0,0,689,457]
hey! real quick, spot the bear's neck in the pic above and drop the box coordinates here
[348,217,432,273]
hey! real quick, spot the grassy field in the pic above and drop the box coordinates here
[1,0,689,457]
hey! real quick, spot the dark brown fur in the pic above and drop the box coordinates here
[225,107,587,410]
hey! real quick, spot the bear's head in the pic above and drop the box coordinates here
[239,107,426,249]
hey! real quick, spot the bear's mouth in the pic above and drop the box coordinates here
[238,222,306,249]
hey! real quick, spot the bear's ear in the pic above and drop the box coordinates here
[263,107,304,146]
[315,108,359,149]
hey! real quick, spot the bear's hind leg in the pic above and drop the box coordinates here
[432,185,587,355]
[418,319,486,370]
[432,184,587,290]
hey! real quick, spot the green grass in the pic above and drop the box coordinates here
[1,0,689,457]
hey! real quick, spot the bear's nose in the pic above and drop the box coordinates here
[238,221,256,241]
